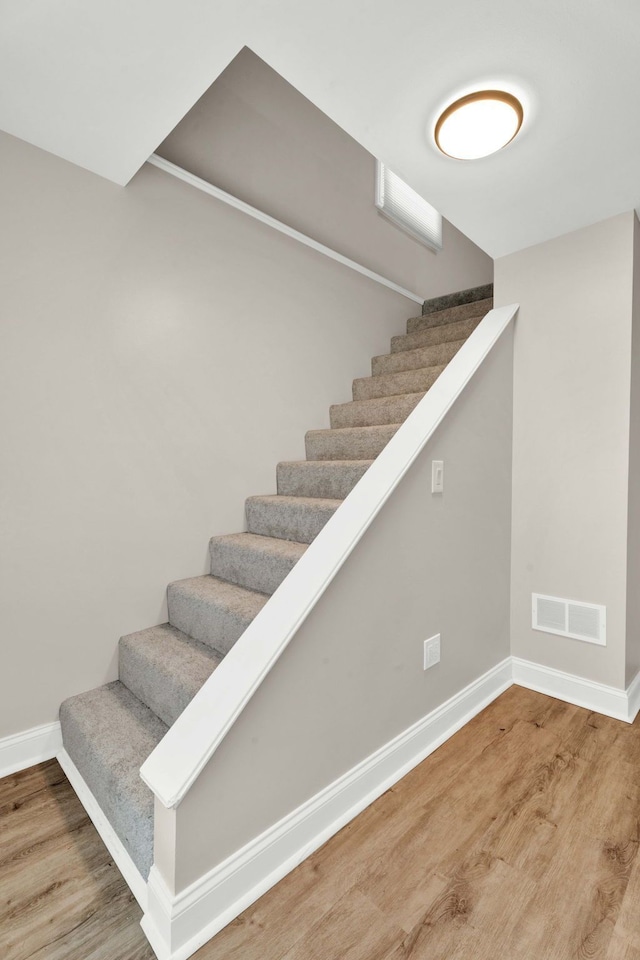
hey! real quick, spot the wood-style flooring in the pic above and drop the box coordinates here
[3,685,640,959]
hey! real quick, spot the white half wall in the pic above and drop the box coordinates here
[165,319,514,893]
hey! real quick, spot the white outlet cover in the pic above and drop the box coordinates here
[424,633,441,670]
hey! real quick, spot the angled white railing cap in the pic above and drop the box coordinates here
[140,304,519,808]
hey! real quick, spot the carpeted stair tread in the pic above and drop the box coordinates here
[59,680,167,879]
[168,575,269,654]
[305,424,400,461]
[406,297,493,334]
[391,315,482,354]
[209,532,307,594]
[276,460,373,499]
[353,365,446,401]
[246,495,341,543]
[372,338,466,377]
[330,391,425,428]
[421,282,493,317]
[119,624,221,728]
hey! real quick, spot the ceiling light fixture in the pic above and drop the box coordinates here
[434,90,524,160]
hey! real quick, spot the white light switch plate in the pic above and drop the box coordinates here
[431,460,444,494]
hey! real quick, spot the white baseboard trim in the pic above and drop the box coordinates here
[141,657,513,960]
[512,656,640,723]
[626,669,640,722]
[0,720,62,779]
[57,748,147,911]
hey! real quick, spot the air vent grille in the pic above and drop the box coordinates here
[532,593,606,646]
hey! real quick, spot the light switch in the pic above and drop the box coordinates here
[431,460,444,494]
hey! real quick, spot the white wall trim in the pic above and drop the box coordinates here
[147,154,425,305]
[0,720,62,778]
[627,669,640,721]
[141,657,513,960]
[512,657,640,723]
[56,748,148,911]
[140,304,519,809]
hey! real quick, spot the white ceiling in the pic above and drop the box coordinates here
[2,0,640,257]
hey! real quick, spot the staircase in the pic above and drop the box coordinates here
[59,285,493,883]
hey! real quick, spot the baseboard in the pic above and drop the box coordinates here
[0,720,62,778]
[142,657,513,960]
[626,669,640,721]
[512,657,640,723]
[57,748,147,911]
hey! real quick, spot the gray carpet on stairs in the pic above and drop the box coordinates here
[168,575,269,653]
[371,338,465,377]
[391,315,482,354]
[119,623,221,727]
[60,681,167,878]
[276,460,372,499]
[352,365,446,401]
[305,423,401,460]
[58,286,491,885]
[330,392,425,429]
[246,494,341,543]
[408,297,493,334]
[421,282,493,316]
[209,532,307,594]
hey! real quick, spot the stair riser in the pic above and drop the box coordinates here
[420,283,493,317]
[372,339,464,377]
[168,586,255,655]
[407,297,493,334]
[305,426,398,460]
[330,393,423,428]
[276,461,371,499]
[353,366,444,401]
[245,499,337,544]
[209,538,303,593]
[391,316,481,354]
[119,630,218,728]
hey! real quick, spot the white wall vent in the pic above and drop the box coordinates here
[532,593,606,646]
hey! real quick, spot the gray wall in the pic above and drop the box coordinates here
[626,213,640,685]
[0,130,418,739]
[171,326,514,891]
[157,47,493,300]
[495,212,636,689]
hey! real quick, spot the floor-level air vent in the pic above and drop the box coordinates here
[532,593,606,646]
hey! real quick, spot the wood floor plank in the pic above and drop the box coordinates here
[356,699,560,931]
[279,888,404,960]
[4,688,640,960]
[0,760,65,813]
[607,932,640,959]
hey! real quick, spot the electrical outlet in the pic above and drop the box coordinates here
[423,634,441,670]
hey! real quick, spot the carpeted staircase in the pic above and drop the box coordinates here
[60,284,493,881]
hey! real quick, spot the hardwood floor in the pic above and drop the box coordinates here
[3,685,640,959]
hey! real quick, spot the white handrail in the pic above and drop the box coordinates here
[140,303,519,807]
[147,154,425,305]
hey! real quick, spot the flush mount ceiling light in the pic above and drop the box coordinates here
[435,90,524,160]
